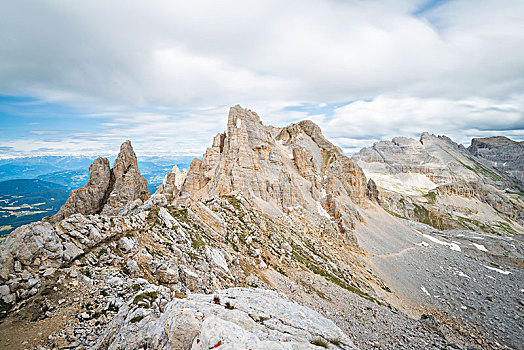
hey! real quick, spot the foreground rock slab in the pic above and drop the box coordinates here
[95,287,356,350]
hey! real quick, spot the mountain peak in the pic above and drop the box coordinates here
[50,140,150,221]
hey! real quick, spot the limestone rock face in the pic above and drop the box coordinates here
[176,105,369,242]
[103,141,150,214]
[51,140,150,221]
[95,288,355,350]
[354,132,524,234]
[468,136,524,188]
[155,165,187,202]
[52,157,112,221]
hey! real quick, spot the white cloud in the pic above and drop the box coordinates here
[316,94,524,153]
[0,0,523,156]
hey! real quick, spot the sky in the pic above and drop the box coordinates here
[0,0,523,158]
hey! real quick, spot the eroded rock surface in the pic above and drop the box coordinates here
[468,136,524,188]
[95,288,356,350]
[52,140,150,221]
[354,132,524,235]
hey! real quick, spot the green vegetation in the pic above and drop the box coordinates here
[0,180,69,235]
[0,299,11,319]
[132,292,158,308]
[329,338,341,346]
[225,195,242,209]
[458,159,502,181]
[412,203,446,230]
[171,208,189,222]
[311,338,329,348]
[290,240,378,303]
[130,315,145,323]
[191,232,206,250]
[505,189,524,197]
[383,208,408,220]
[425,191,437,204]
[493,221,518,235]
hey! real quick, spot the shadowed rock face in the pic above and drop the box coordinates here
[51,140,150,221]
[468,136,524,187]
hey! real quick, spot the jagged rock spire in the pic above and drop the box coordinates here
[175,105,371,243]
[51,140,150,221]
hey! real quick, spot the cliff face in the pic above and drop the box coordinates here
[173,105,372,239]
[468,136,524,188]
[353,133,524,235]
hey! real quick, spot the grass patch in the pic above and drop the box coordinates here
[329,338,341,346]
[412,203,446,230]
[311,338,328,348]
[171,208,189,222]
[130,315,145,323]
[384,208,408,220]
[132,291,158,308]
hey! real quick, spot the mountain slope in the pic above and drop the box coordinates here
[0,106,522,349]
[353,133,524,235]
[468,136,524,188]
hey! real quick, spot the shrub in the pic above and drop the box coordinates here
[130,315,145,323]
[132,291,158,307]
[213,296,221,304]
[311,338,328,348]
[329,338,341,346]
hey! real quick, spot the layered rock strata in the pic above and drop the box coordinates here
[174,105,371,240]
[468,136,524,188]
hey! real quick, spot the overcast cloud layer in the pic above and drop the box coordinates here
[0,0,523,157]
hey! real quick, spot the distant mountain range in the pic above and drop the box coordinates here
[0,155,194,192]
[0,155,194,236]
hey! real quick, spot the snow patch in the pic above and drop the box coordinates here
[471,243,488,252]
[236,118,242,128]
[417,231,461,252]
[316,201,331,220]
[457,271,470,279]
[483,265,511,275]
[421,286,430,297]
[416,242,429,247]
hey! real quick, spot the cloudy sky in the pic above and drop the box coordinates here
[1,0,523,158]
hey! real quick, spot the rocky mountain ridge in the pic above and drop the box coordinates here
[0,105,522,350]
[468,136,524,188]
[50,141,150,222]
[353,132,524,235]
